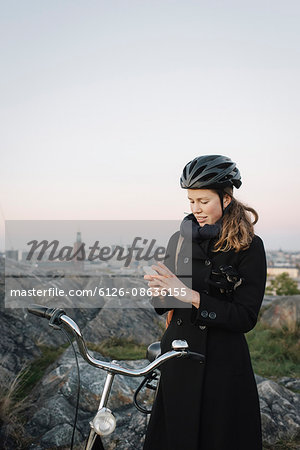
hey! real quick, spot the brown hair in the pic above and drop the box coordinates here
[213,187,258,252]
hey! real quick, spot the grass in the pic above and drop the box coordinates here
[0,369,33,448]
[0,343,69,449]
[246,321,300,380]
[15,343,69,401]
[87,336,147,360]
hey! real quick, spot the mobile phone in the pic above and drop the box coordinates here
[143,265,157,276]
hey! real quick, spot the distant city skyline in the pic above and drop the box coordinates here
[1,1,299,251]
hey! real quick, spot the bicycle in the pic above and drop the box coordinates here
[27,304,205,450]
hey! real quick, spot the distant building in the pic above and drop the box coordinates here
[73,231,85,272]
[267,266,299,278]
[6,250,19,261]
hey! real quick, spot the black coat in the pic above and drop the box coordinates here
[143,231,267,450]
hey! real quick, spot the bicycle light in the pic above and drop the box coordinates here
[91,407,116,436]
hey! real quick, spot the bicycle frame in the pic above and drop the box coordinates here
[27,305,205,449]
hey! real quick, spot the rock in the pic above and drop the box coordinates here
[0,303,103,382]
[101,405,148,450]
[0,259,41,380]
[258,379,300,445]
[29,395,80,437]
[260,295,300,331]
[83,298,165,346]
[278,377,300,393]
[23,305,101,347]
[40,423,82,447]
[262,295,278,307]
[7,337,300,450]
[25,346,154,449]
[0,309,41,380]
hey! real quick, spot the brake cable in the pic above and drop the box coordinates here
[133,369,159,414]
[59,328,81,450]
[48,312,81,450]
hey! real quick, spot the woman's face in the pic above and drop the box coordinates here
[187,189,231,227]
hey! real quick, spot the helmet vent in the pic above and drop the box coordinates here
[189,159,198,172]
[201,172,216,182]
[192,166,205,179]
[219,163,232,169]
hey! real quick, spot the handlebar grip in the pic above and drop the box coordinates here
[27,304,57,320]
[187,351,205,363]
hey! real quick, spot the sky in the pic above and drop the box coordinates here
[1,0,300,251]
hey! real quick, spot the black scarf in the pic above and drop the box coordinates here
[179,202,232,243]
[180,214,221,243]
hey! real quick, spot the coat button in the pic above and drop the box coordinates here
[183,257,189,264]
[205,259,211,266]
[209,312,216,319]
[199,325,206,330]
[202,290,209,295]
[200,310,208,318]
[177,318,183,325]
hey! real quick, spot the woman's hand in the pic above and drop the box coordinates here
[144,262,200,307]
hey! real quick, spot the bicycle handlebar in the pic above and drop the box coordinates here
[28,304,61,319]
[27,304,205,376]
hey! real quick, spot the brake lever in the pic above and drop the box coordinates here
[49,308,66,330]
[183,351,205,363]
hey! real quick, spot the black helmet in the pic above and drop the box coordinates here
[180,155,242,190]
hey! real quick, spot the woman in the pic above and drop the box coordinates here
[143,155,267,450]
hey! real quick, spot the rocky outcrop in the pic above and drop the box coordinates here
[256,377,300,445]
[0,309,41,380]
[278,377,300,393]
[22,349,300,449]
[260,295,300,331]
[83,299,165,346]
[25,346,154,449]
[0,305,102,382]
[0,257,165,448]
[82,276,166,345]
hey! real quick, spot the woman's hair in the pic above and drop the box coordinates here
[213,188,259,253]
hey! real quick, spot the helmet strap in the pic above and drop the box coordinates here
[217,190,225,216]
[217,189,233,217]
